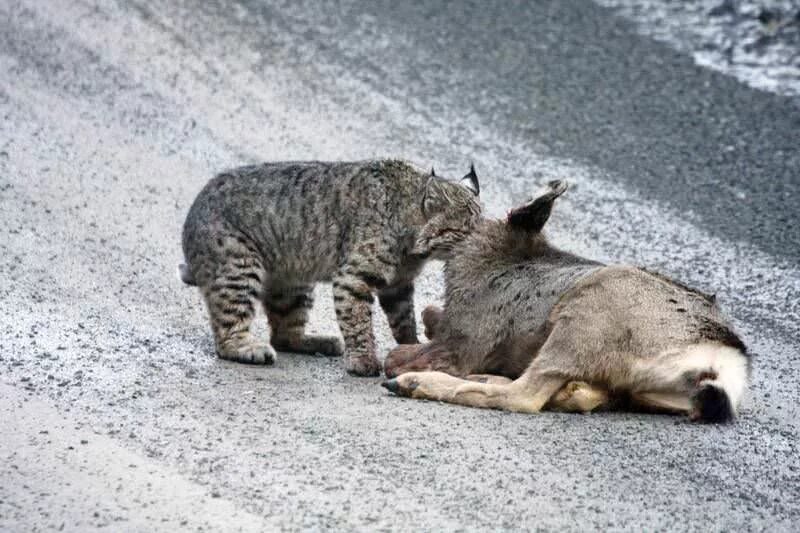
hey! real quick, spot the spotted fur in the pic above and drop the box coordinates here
[181,160,481,375]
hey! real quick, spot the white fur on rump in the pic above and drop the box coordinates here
[632,342,749,415]
[685,343,748,414]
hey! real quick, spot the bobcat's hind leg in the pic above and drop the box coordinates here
[203,260,274,365]
[266,285,344,357]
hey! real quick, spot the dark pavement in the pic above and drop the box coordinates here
[1,1,798,530]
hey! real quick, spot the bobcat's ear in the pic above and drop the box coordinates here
[460,163,479,196]
[507,180,568,232]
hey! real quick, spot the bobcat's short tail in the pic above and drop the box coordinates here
[177,263,196,286]
[688,344,749,423]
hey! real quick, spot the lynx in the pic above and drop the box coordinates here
[180,160,481,376]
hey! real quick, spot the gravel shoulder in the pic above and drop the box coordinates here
[1,0,798,530]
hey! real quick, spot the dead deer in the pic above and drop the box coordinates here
[382,181,749,422]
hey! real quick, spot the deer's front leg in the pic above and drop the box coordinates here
[382,371,465,401]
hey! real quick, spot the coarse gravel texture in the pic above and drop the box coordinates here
[596,0,800,101]
[1,0,798,531]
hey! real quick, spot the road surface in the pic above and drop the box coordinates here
[1,0,799,531]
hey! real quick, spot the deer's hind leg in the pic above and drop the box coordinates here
[465,375,607,412]
[383,320,612,414]
[630,392,692,414]
[547,381,610,413]
[459,376,611,412]
[384,370,608,414]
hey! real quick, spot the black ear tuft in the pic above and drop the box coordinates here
[507,180,568,232]
[430,166,436,177]
[460,163,480,196]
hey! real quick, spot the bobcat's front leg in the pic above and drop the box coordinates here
[378,283,418,344]
[332,271,381,376]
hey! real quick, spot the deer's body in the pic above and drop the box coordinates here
[383,182,749,422]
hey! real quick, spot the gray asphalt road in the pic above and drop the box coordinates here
[1,0,798,531]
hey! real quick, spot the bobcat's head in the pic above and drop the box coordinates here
[412,165,482,259]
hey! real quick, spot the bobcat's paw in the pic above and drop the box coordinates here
[272,335,345,357]
[218,341,276,365]
[345,354,381,377]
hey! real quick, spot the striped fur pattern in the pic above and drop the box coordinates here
[181,160,481,376]
[383,181,749,421]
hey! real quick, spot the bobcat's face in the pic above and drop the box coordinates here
[411,167,482,259]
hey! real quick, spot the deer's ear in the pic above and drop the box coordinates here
[507,180,568,232]
[460,163,479,196]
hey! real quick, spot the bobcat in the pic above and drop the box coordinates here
[180,160,481,376]
[383,181,749,421]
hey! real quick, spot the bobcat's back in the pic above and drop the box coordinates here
[182,160,424,286]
